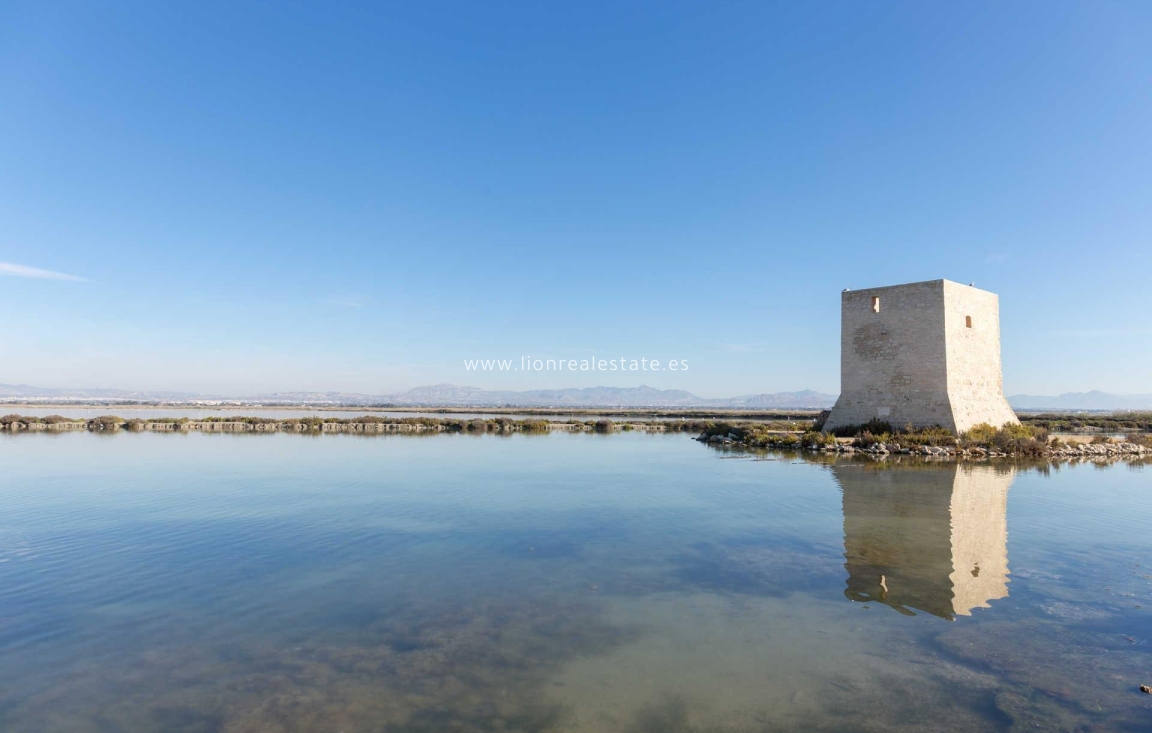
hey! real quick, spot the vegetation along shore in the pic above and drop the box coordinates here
[699,416,1151,459]
[3,412,1150,461]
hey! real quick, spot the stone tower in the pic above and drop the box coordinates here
[823,279,1018,434]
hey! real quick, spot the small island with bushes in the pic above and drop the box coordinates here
[698,411,1151,460]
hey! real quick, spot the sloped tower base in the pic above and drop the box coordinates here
[824,392,1018,434]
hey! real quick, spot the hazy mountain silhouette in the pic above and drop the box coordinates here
[4,383,1148,410]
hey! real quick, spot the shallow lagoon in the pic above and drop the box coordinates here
[0,431,1149,732]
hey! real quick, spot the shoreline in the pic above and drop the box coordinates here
[699,432,1150,459]
[2,413,1149,462]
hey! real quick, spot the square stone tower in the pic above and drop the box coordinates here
[823,279,1018,434]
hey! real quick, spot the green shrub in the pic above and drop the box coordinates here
[894,425,955,447]
[852,430,888,448]
[998,436,1048,456]
[960,422,1047,455]
[962,423,999,444]
[701,422,737,439]
[1001,423,1044,441]
[802,430,836,447]
[593,419,615,433]
[774,433,801,448]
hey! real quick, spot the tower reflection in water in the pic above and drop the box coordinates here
[834,463,1013,620]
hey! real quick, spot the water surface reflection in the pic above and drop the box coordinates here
[0,433,1148,732]
[836,463,1012,619]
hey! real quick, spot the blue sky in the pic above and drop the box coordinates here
[2,1,1150,397]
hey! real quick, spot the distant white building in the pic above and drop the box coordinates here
[823,279,1018,434]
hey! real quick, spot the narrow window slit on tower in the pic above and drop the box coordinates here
[871,296,880,313]
[965,315,972,328]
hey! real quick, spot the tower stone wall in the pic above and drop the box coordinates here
[823,279,1018,434]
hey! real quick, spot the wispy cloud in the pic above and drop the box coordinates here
[0,262,88,282]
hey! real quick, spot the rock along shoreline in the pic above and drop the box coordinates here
[698,432,1150,460]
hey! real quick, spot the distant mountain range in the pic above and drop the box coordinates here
[1,383,1149,411]
[1006,390,1152,411]
[0,383,204,401]
[0,382,836,409]
[372,385,838,409]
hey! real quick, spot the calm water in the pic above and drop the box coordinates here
[0,432,1149,732]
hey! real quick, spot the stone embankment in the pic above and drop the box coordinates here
[827,441,1149,459]
[0,415,684,435]
[699,433,1150,460]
